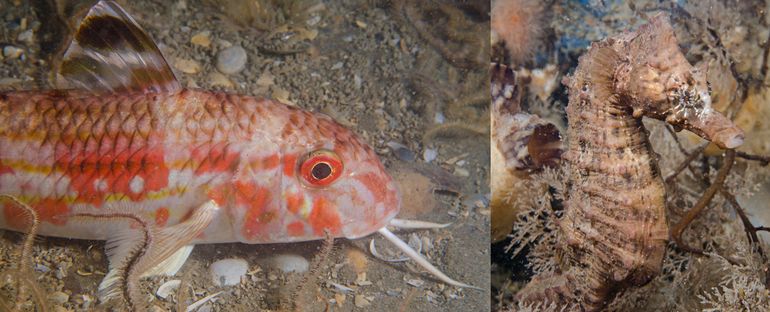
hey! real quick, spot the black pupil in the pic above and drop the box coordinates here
[312,162,332,180]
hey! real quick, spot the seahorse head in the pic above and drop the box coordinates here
[620,14,744,149]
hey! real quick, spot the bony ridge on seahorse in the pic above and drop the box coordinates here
[517,13,743,311]
[0,0,480,307]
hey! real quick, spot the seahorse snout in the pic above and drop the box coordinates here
[713,127,745,149]
[676,106,745,149]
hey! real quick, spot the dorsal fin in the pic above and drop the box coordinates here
[56,0,180,94]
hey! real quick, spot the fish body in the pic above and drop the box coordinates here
[0,1,476,301]
[0,88,399,244]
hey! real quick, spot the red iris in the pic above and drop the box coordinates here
[300,150,343,187]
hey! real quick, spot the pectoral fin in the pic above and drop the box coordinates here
[141,245,194,277]
[71,200,219,307]
[56,0,180,94]
[131,201,218,278]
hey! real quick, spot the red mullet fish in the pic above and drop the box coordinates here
[0,0,477,305]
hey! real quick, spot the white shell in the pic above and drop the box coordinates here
[209,258,248,286]
[267,254,309,273]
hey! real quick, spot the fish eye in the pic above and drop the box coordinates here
[300,150,343,187]
[312,162,332,180]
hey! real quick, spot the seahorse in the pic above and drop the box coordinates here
[517,14,744,310]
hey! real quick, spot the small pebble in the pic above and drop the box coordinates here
[306,15,321,26]
[334,293,346,306]
[328,281,354,293]
[354,294,370,307]
[256,72,274,87]
[463,193,489,210]
[356,275,372,286]
[174,58,201,74]
[216,45,247,75]
[17,29,33,44]
[56,265,67,279]
[208,72,233,89]
[267,254,309,273]
[434,111,445,124]
[454,167,470,177]
[81,295,94,309]
[421,236,434,253]
[423,148,437,162]
[386,289,402,296]
[331,62,344,70]
[34,263,51,273]
[346,248,368,274]
[209,258,248,286]
[3,46,23,59]
[50,291,69,304]
[297,28,318,41]
[191,31,211,47]
[407,279,424,287]
[272,88,292,105]
[386,141,415,162]
[353,74,362,89]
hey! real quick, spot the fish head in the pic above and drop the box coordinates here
[278,110,401,241]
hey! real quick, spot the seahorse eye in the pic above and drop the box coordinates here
[300,150,343,187]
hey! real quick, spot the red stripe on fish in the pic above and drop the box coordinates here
[356,172,389,205]
[237,182,273,240]
[287,221,305,237]
[261,154,280,170]
[309,197,341,236]
[207,185,230,208]
[57,144,170,205]
[286,192,303,215]
[356,171,399,227]
[155,207,169,226]
[35,198,70,225]
[283,154,297,177]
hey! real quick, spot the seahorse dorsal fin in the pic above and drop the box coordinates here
[56,0,180,94]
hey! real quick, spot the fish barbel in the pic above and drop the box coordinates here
[0,0,477,305]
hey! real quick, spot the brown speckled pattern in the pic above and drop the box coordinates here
[517,14,743,311]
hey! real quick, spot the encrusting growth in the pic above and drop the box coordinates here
[490,63,562,242]
[517,14,744,310]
